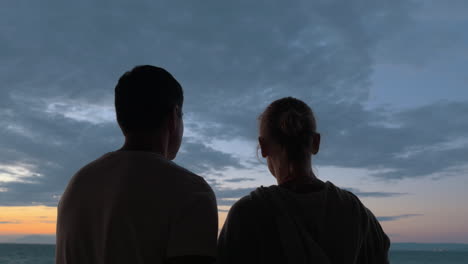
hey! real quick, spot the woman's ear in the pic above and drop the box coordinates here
[258,137,268,158]
[311,133,321,155]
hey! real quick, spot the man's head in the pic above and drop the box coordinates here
[115,65,184,159]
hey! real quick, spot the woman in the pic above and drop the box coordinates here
[217,97,390,264]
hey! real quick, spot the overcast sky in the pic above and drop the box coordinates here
[0,0,467,243]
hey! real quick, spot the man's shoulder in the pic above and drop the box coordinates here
[73,151,122,174]
[65,153,113,184]
[166,160,213,193]
[71,151,212,193]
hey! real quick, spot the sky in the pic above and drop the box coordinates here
[0,0,467,244]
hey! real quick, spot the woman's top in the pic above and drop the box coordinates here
[217,181,390,264]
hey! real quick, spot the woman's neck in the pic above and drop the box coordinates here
[274,157,317,185]
[274,160,325,193]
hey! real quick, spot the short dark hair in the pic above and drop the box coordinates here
[115,65,184,133]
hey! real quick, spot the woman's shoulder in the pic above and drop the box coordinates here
[230,189,264,212]
[326,181,362,203]
[223,193,266,232]
[327,182,378,222]
[230,195,256,212]
[228,186,277,217]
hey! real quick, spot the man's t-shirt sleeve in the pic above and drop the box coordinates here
[166,188,218,259]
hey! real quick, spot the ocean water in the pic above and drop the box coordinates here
[1,243,468,263]
[0,244,54,264]
[390,250,468,263]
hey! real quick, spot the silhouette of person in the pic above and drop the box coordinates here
[217,97,390,264]
[56,66,218,264]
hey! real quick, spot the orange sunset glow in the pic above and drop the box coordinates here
[0,206,56,235]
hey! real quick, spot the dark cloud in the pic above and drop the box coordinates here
[223,178,255,183]
[314,101,468,179]
[177,141,244,175]
[375,0,468,66]
[377,214,423,222]
[0,0,466,206]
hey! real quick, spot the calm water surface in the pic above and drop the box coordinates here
[1,243,468,264]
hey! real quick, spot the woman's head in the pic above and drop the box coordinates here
[258,97,320,179]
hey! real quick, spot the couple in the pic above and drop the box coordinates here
[56,65,390,264]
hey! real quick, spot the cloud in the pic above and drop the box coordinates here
[344,188,408,198]
[177,141,244,175]
[0,162,42,183]
[39,220,57,224]
[0,0,467,206]
[312,101,468,180]
[377,214,423,222]
[0,220,21,224]
[215,188,255,200]
[394,137,468,159]
[223,178,255,183]
[375,0,468,66]
[44,99,115,125]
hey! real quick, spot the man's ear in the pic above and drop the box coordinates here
[311,133,321,155]
[168,105,179,133]
[259,137,268,158]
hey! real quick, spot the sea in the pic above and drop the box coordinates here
[0,243,467,263]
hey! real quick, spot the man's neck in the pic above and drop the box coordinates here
[119,132,168,158]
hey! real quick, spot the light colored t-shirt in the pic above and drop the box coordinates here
[56,151,218,264]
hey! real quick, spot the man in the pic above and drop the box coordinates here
[56,65,218,264]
